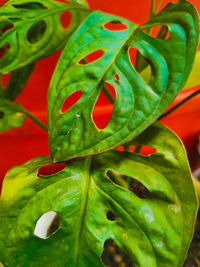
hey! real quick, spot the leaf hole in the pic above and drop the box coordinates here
[1,73,11,89]
[136,145,156,156]
[106,211,117,221]
[114,73,119,81]
[128,47,152,83]
[1,23,14,34]
[34,211,60,239]
[128,47,138,68]
[12,2,47,10]
[146,25,170,40]
[0,45,10,60]
[60,11,71,29]
[107,170,150,199]
[104,20,128,31]
[129,178,150,199]
[37,163,66,178]
[92,83,116,130]
[61,90,82,113]
[27,20,47,44]
[0,111,5,119]
[78,50,104,65]
[101,239,134,266]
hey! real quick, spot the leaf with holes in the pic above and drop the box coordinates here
[0,62,35,101]
[48,1,200,162]
[0,98,25,133]
[0,0,90,73]
[0,122,197,266]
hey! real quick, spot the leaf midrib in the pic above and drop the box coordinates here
[75,156,92,267]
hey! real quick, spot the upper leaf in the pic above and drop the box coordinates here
[0,122,197,267]
[0,0,90,73]
[0,97,25,132]
[47,1,200,162]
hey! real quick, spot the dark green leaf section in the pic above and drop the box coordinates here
[0,123,197,267]
[48,1,199,162]
[0,63,35,101]
[0,98,25,132]
[0,0,90,73]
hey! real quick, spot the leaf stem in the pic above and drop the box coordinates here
[154,0,163,14]
[150,0,156,18]
[16,104,48,132]
[159,89,200,120]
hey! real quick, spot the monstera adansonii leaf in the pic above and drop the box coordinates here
[0,122,197,267]
[0,97,25,132]
[47,1,200,162]
[0,0,90,73]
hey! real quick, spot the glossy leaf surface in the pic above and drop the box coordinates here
[0,98,25,132]
[0,0,90,73]
[0,123,197,267]
[48,1,200,162]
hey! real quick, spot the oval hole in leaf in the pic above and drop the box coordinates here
[92,83,116,130]
[37,163,66,177]
[107,170,150,199]
[27,20,47,44]
[116,146,125,152]
[138,145,156,156]
[148,25,170,40]
[12,2,47,10]
[129,178,150,199]
[0,111,5,119]
[60,11,71,29]
[128,47,152,83]
[34,211,60,239]
[0,45,10,60]
[114,73,119,81]
[104,20,128,31]
[1,73,11,88]
[106,211,117,221]
[1,23,14,34]
[61,90,82,113]
[128,47,137,68]
[101,239,134,266]
[78,50,104,65]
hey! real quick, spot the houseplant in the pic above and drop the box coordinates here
[0,0,200,266]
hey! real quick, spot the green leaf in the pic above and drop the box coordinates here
[0,0,90,73]
[0,122,197,267]
[0,62,35,101]
[0,98,25,133]
[47,1,200,162]
[183,51,200,90]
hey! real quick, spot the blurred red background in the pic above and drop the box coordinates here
[0,0,200,188]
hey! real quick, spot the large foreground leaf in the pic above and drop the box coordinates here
[0,98,25,132]
[0,0,90,73]
[0,122,197,266]
[48,1,200,162]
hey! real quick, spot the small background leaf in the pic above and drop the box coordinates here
[0,98,25,133]
[0,0,90,73]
